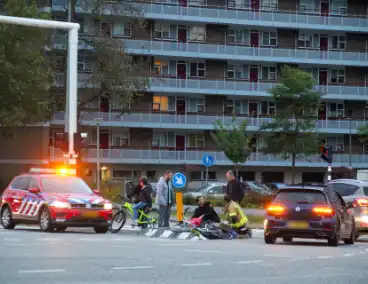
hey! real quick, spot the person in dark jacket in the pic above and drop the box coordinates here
[192,196,220,223]
[225,170,244,203]
[132,176,152,224]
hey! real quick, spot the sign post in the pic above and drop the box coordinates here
[172,172,187,223]
[202,155,214,187]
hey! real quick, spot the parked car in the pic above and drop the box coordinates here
[266,182,287,192]
[243,181,273,196]
[184,182,226,200]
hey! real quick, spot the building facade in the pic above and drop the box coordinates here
[2,0,368,186]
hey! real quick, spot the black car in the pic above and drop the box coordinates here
[264,185,355,246]
[327,179,368,240]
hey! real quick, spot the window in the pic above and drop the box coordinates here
[153,60,176,76]
[364,144,368,154]
[112,170,133,179]
[330,0,347,15]
[190,171,217,180]
[78,55,93,73]
[10,176,30,190]
[330,69,345,84]
[225,99,248,114]
[187,98,205,113]
[227,64,249,79]
[151,132,175,147]
[100,22,112,37]
[110,130,129,147]
[40,176,93,194]
[112,22,131,37]
[262,0,278,10]
[28,178,40,189]
[187,133,205,148]
[228,0,248,9]
[154,23,177,40]
[147,171,157,181]
[328,103,344,117]
[189,26,206,42]
[329,183,360,197]
[274,190,327,205]
[298,0,307,12]
[152,96,176,111]
[89,129,97,145]
[363,187,368,196]
[331,35,346,49]
[262,31,277,46]
[227,29,249,44]
[189,62,205,77]
[326,136,344,152]
[261,66,277,80]
[189,0,207,6]
[297,34,319,48]
[260,101,276,115]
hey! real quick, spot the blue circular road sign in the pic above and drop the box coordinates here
[202,155,214,167]
[172,172,187,189]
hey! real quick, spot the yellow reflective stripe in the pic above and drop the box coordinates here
[229,213,237,216]
[231,217,247,228]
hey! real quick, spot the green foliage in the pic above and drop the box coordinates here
[357,125,368,144]
[260,66,322,182]
[0,0,55,129]
[211,116,252,164]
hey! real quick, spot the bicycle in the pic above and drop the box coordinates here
[110,195,159,233]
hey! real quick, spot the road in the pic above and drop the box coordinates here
[0,226,367,284]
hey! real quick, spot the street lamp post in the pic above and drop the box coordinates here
[349,117,352,167]
[95,118,103,190]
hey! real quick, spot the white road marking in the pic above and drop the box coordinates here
[264,254,294,258]
[236,260,264,264]
[145,229,158,237]
[111,266,153,270]
[159,244,189,247]
[3,238,21,242]
[185,249,221,254]
[317,256,333,259]
[4,243,44,247]
[18,269,65,274]
[159,230,173,238]
[177,232,191,240]
[181,263,213,267]
[359,251,366,254]
[344,253,355,257]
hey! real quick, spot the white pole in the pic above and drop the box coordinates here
[327,164,332,182]
[95,118,102,190]
[0,16,80,165]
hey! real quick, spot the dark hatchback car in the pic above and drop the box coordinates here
[264,185,355,246]
[327,179,368,239]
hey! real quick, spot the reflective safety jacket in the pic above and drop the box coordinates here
[225,201,248,228]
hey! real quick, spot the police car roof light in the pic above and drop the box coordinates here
[29,168,76,175]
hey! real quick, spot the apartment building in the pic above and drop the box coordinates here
[1,0,368,186]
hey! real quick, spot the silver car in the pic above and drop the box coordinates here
[185,183,226,200]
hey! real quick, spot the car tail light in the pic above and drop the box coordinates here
[313,207,333,215]
[267,205,285,215]
[355,198,368,207]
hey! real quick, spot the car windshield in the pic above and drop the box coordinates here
[247,181,272,192]
[40,176,93,194]
[274,190,327,205]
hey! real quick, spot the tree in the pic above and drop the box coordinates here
[53,0,148,123]
[357,125,368,144]
[260,66,322,184]
[0,0,55,130]
[211,117,253,171]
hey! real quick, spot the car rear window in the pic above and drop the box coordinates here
[40,176,93,194]
[274,190,327,205]
[330,183,360,196]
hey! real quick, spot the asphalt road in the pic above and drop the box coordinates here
[0,226,367,284]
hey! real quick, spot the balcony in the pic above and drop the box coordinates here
[125,40,368,67]
[50,1,368,33]
[54,74,368,101]
[49,148,368,168]
[52,112,364,135]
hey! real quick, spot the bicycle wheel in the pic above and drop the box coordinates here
[110,210,127,233]
[148,208,159,227]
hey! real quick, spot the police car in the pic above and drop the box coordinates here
[0,168,113,233]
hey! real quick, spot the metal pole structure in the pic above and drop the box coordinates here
[327,163,332,182]
[205,166,209,188]
[349,118,352,167]
[64,0,72,133]
[95,118,102,190]
[0,16,80,165]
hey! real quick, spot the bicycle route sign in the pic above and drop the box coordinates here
[202,155,214,167]
[172,172,187,189]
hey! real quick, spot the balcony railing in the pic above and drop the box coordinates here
[49,148,368,167]
[125,40,368,67]
[53,74,368,100]
[52,111,364,134]
[50,1,368,33]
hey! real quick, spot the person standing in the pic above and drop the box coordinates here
[156,170,173,228]
[225,170,244,204]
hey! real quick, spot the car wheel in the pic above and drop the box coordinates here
[328,224,340,247]
[283,236,293,242]
[94,226,109,234]
[1,206,15,230]
[344,223,355,245]
[39,207,53,232]
[264,234,276,244]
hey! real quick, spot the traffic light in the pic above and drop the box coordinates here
[321,146,333,164]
